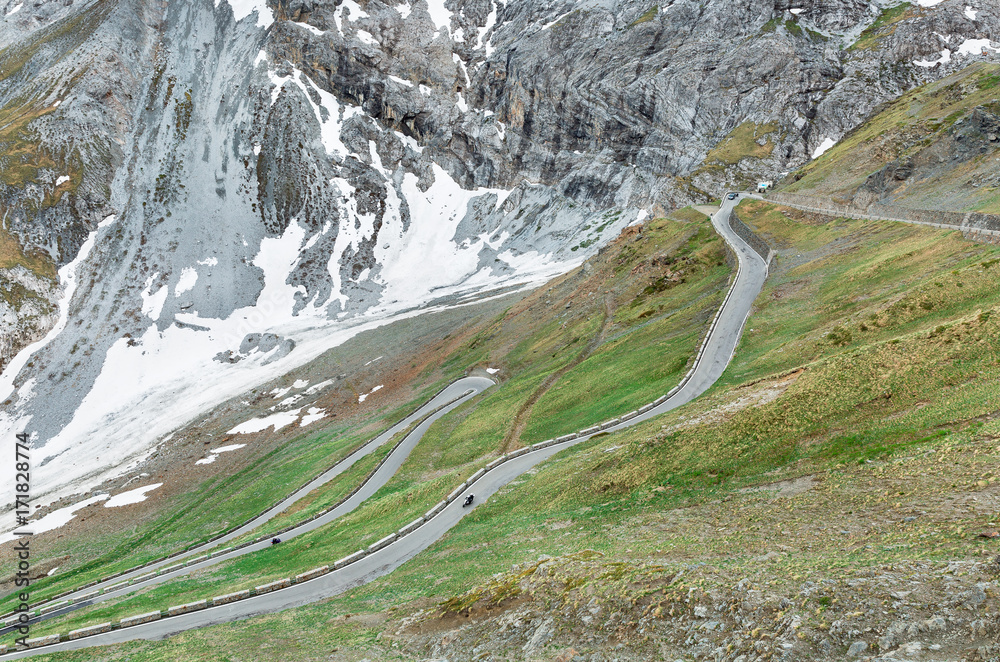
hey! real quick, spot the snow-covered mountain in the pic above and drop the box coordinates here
[0,0,997,507]
[0,0,644,505]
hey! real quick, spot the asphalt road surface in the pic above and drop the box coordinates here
[3,194,768,658]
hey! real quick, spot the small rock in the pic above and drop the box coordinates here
[922,615,946,632]
[964,585,987,606]
[847,641,868,657]
[694,605,708,618]
[553,648,578,662]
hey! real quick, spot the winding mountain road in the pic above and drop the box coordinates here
[2,195,768,658]
[0,378,495,635]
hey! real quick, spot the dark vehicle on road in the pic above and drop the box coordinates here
[271,537,281,545]
[727,192,738,200]
[462,494,475,507]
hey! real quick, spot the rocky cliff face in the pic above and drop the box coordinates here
[0,0,997,502]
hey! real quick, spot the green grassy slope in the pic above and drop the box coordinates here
[18,200,1000,658]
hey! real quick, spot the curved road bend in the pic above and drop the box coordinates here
[3,195,768,658]
[0,377,493,633]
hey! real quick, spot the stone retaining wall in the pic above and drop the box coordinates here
[119,610,161,627]
[254,578,291,595]
[68,622,112,640]
[167,600,207,617]
[729,208,772,261]
[212,589,251,605]
[25,634,61,649]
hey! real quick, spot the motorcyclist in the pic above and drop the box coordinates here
[271,537,281,545]
[463,494,475,507]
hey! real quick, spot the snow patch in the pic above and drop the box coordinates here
[0,213,106,491]
[197,443,247,464]
[358,384,383,403]
[55,175,70,186]
[141,274,168,321]
[335,0,369,31]
[104,483,162,508]
[372,164,516,311]
[541,9,573,30]
[6,2,22,16]
[965,6,977,20]
[175,267,198,296]
[305,379,334,394]
[956,38,997,56]
[477,4,497,55]
[356,29,377,46]
[270,386,292,398]
[364,356,383,366]
[389,75,414,88]
[395,131,424,154]
[396,2,411,19]
[914,48,952,67]
[0,494,108,545]
[916,0,944,6]
[197,257,218,267]
[295,21,324,35]
[811,137,836,159]
[486,367,499,374]
[270,67,363,158]
[292,379,309,389]
[789,7,804,14]
[228,408,302,434]
[424,0,453,35]
[214,0,273,27]
[300,407,326,426]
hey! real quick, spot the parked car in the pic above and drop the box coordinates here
[726,192,738,200]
